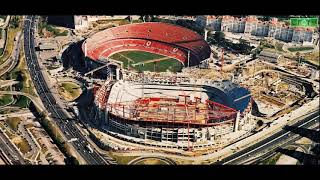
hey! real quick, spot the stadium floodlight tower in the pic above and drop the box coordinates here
[204,28,209,41]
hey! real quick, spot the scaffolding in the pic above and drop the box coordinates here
[107,97,237,125]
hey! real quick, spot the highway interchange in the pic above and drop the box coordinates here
[23,15,115,165]
[0,15,317,165]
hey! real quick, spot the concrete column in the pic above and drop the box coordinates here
[204,29,208,41]
[116,68,120,80]
[84,42,87,57]
[234,111,240,132]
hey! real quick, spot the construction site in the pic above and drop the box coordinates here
[54,18,319,159]
[78,48,317,156]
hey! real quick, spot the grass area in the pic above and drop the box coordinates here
[38,19,68,37]
[5,117,21,131]
[57,82,81,101]
[0,19,20,65]
[0,94,14,106]
[135,158,169,165]
[40,118,73,163]
[1,45,36,108]
[260,153,282,165]
[17,47,36,96]
[15,138,31,154]
[287,46,314,52]
[110,51,183,72]
[303,51,319,66]
[109,154,139,165]
[14,96,30,108]
[275,42,284,52]
[132,19,143,23]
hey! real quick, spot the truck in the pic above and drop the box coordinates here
[86,144,94,153]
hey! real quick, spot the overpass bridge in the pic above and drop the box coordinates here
[0,80,19,88]
[0,91,45,111]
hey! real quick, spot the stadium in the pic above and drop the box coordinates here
[82,22,252,151]
[91,74,252,151]
[82,22,211,74]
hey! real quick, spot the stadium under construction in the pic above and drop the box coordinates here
[91,73,252,150]
[76,22,254,152]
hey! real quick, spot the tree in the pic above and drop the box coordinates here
[213,31,225,43]
[296,52,302,64]
[9,16,20,28]
[239,38,249,45]
[257,120,264,126]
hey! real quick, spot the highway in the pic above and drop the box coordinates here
[23,16,113,165]
[213,109,319,165]
[0,30,22,77]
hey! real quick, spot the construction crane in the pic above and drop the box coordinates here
[220,48,224,71]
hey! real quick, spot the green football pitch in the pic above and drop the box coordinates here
[110,51,183,72]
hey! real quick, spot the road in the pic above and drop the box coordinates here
[17,122,40,162]
[0,110,34,120]
[128,156,177,165]
[0,91,45,111]
[0,127,27,164]
[0,80,19,88]
[0,30,22,77]
[23,16,114,165]
[213,109,319,164]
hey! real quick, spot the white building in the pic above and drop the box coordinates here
[195,15,221,31]
[221,16,246,33]
[292,28,313,44]
[74,16,89,30]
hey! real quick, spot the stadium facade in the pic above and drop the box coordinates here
[91,74,252,150]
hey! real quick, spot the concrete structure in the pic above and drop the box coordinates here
[38,42,58,51]
[221,16,246,33]
[86,15,137,22]
[292,28,313,44]
[257,51,281,63]
[74,16,89,31]
[244,16,269,37]
[91,74,252,150]
[195,16,221,31]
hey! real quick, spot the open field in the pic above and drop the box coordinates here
[13,137,31,154]
[110,51,183,72]
[108,153,139,165]
[288,46,314,52]
[0,94,14,106]
[0,23,20,65]
[57,82,81,101]
[274,42,284,52]
[260,153,282,165]
[303,51,319,66]
[1,48,35,108]
[5,117,21,131]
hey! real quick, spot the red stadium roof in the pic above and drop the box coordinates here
[83,22,211,66]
